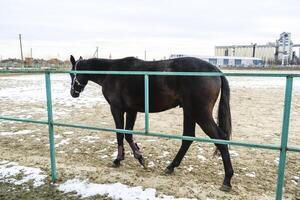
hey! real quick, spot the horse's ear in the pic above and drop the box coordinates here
[70,55,76,66]
[79,56,83,60]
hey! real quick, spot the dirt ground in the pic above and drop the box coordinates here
[0,71,300,200]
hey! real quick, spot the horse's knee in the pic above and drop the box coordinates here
[116,133,125,146]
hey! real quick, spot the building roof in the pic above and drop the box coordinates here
[215,44,276,48]
[170,54,262,60]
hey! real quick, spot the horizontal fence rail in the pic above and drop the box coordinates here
[0,69,300,200]
[1,69,300,77]
[1,115,300,153]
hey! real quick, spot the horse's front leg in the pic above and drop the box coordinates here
[125,111,146,167]
[110,106,125,167]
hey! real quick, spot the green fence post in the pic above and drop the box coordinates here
[45,72,57,182]
[275,76,293,200]
[144,74,149,133]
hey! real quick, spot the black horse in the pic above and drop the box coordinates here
[69,55,233,191]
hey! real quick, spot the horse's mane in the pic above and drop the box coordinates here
[77,57,143,70]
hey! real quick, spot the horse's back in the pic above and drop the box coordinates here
[116,57,220,73]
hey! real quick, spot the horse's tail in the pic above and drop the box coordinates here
[218,76,232,141]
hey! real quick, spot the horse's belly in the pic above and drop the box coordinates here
[149,102,180,113]
[126,96,180,113]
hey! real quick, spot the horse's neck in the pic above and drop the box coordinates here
[88,74,105,86]
[86,60,112,86]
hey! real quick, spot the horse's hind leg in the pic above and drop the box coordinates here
[125,111,146,167]
[124,111,137,143]
[165,109,196,174]
[196,112,234,192]
[110,106,125,167]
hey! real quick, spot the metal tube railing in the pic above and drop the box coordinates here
[45,72,57,181]
[275,76,293,199]
[0,69,299,200]
[144,74,149,133]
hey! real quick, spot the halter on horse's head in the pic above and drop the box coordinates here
[70,55,87,98]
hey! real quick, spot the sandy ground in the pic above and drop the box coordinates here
[1,70,300,199]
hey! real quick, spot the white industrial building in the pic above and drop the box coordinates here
[276,32,293,65]
[215,43,275,64]
[170,54,263,67]
[215,32,300,65]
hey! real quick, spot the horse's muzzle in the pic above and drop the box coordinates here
[70,89,80,98]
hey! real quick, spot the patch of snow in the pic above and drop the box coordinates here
[291,180,298,185]
[218,171,224,175]
[101,155,108,159]
[63,131,74,135]
[245,172,256,178]
[73,149,80,153]
[58,179,194,200]
[0,160,9,165]
[0,130,32,136]
[229,150,239,157]
[148,161,155,168]
[197,147,204,153]
[227,76,300,89]
[0,74,107,118]
[56,138,71,147]
[146,139,157,142]
[111,150,118,158]
[0,132,14,136]
[80,136,100,143]
[54,135,62,139]
[186,165,193,172]
[0,160,46,187]
[206,198,215,200]
[197,155,207,161]
[108,140,116,144]
[162,151,169,157]
[274,157,280,165]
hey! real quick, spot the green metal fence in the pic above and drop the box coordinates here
[1,70,300,200]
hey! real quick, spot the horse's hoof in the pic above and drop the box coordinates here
[137,156,147,168]
[164,167,174,175]
[112,159,121,168]
[220,184,232,192]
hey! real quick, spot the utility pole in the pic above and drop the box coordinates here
[19,34,24,61]
[252,43,256,57]
[30,48,32,58]
[93,46,99,58]
[144,50,147,61]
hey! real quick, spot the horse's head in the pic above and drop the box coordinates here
[70,55,88,98]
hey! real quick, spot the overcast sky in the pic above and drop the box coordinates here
[0,0,299,60]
